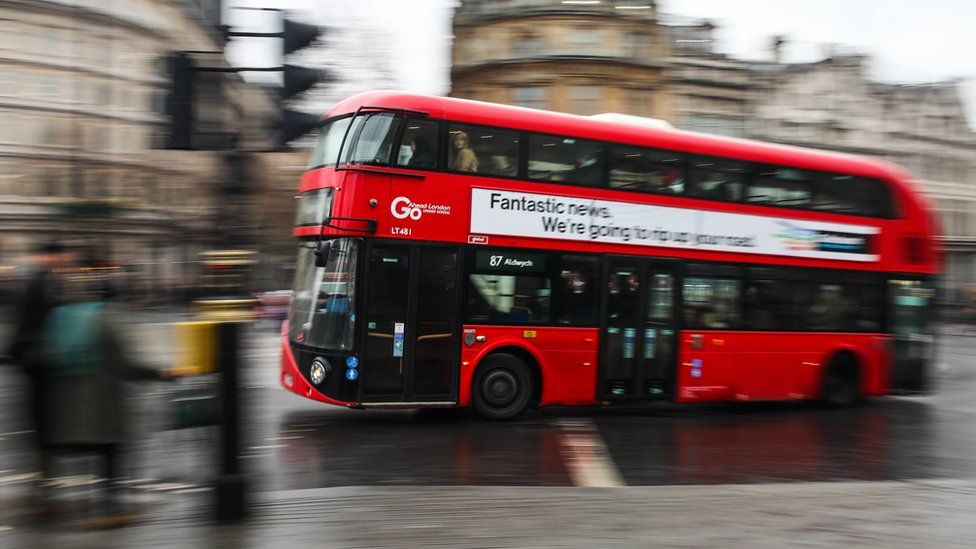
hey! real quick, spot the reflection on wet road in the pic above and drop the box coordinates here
[261,396,976,490]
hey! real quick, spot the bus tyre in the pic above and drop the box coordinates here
[821,355,862,407]
[472,353,533,421]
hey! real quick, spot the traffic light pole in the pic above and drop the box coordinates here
[157,8,325,522]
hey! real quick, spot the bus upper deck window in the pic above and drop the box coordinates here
[398,118,441,169]
[346,113,400,166]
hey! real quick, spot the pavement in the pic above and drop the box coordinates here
[2,480,976,547]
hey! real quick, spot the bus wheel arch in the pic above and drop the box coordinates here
[471,347,541,420]
[820,349,863,407]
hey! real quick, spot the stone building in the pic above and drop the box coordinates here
[0,0,275,300]
[452,0,669,117]
[663,21,752,137]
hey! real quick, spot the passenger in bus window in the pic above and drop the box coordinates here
[663,169,684,194]
[407,136,436,169]
[569,147,603,185]
[450,131,478,172]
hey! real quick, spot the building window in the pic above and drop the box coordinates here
[514,34,545,57]
[569,28,601,55]
[511,87,548,110]
[570,85,602,115]
[623,32,645,58]
[627,88,652,117]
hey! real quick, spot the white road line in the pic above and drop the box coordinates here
[115,478,157,485]
[140,482,196,492]
[555,418,626,488]
[0,430,34,437]
[174,487,212,495]
[44,475,104,488]
[249,444,286,450]
[0,472,40,485]
[0,525,13,534]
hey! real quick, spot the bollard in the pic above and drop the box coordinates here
[215,321,245,521]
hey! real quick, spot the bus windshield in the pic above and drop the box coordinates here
[288,239,359,350]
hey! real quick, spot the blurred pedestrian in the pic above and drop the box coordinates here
[6,242,71,499]
[41,265,170,528]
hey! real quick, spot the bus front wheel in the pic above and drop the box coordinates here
[472,353,533,420]
[821,354,862,407]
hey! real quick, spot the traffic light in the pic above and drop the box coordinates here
[163,52,195,150]
[276,16,327,148]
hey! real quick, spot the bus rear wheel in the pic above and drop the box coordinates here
[472,353,533,420]
[821,354,862,407]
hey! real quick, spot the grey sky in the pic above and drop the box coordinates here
[225,0,975,123]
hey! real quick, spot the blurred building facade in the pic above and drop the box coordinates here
[0,0,284,301]
[450,0,976,303]
[452,0,669,117]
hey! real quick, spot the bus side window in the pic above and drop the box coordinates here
[447,123,520,177]
[687,156,746,201]
[557,255,598,326]
[747,166,813,208]
[609,146,686,195]
[398,118,440,170]
[528,134,605,186]
[682,276,742,329]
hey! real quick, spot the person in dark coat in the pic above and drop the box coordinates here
[42,267,170,527]
[7,242,71,480]
[407,136,437,169]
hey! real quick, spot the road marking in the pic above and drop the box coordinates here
[555,418,626,488]
[174,487,212,495]
[0,430,34,437]
[44,475,104,488]
[115,477,157,485]
[141,482,196,492]
[249,444,286,450]
[0,525,12,534]
[0,472,40,485]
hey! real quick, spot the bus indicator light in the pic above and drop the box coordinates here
[345,368,359,381]
[346,355,359,368]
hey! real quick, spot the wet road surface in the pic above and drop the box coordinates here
[2,321,976,494]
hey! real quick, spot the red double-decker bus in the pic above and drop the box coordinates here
[280,91,938,419]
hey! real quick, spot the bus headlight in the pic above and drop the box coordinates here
[310,358,331,386]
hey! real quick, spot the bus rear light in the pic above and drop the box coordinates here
[899,235,926,264]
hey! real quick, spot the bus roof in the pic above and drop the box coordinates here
[327,91,909,183]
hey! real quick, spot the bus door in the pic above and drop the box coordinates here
[360,243,461,404]
[888,279,935,394]
[600,258,678,399]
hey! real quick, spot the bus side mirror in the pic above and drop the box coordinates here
[314,242,329,267]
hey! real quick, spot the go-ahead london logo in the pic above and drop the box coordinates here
[390,196,452,220]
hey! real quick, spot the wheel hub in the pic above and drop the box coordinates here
[483,370,518,407]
